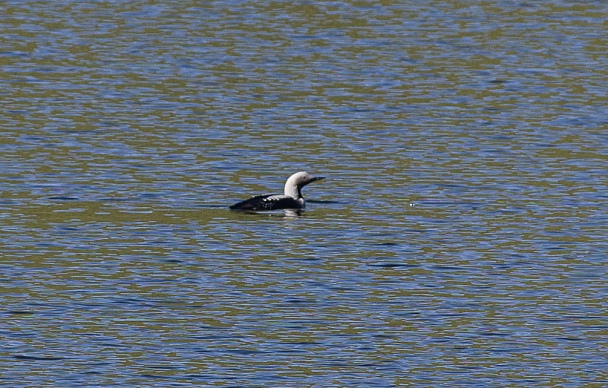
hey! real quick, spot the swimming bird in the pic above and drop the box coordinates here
[230,171,325,211]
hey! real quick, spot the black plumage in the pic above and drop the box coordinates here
[229,194,302,211]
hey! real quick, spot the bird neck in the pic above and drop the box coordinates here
[284,184,301,199]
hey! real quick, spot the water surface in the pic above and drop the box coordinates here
[1,1,607,386]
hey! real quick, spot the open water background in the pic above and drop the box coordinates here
[1,1,607,386]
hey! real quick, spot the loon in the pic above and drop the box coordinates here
[230,171,325,211]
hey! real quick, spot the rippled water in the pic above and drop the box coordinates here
[1,1,607,386]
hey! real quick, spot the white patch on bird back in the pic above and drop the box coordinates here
[263,195,289,202]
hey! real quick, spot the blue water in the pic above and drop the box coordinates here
[1,1,607,386]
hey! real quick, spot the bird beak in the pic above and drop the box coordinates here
[311,176,325,182]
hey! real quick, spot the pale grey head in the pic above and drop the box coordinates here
[284,171,325,199]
